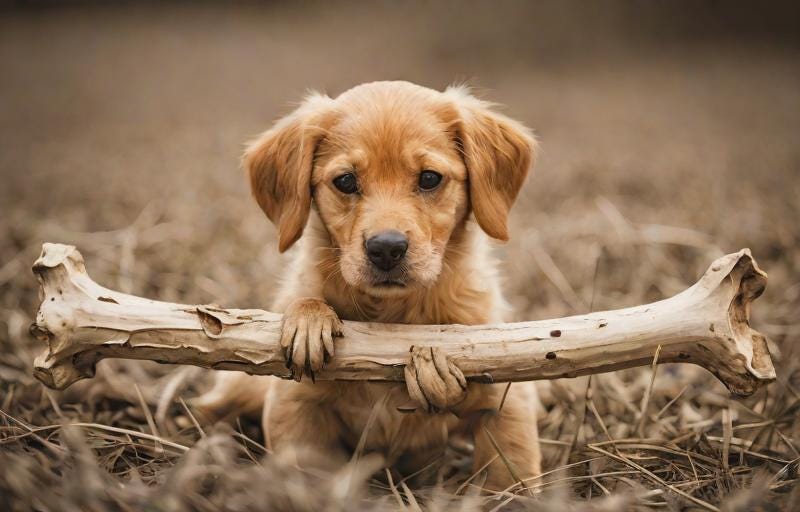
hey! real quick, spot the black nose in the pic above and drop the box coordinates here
[366,230,408,271]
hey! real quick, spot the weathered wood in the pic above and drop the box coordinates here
[30,243,775,395]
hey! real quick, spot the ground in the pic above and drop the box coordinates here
[1,2,799,510]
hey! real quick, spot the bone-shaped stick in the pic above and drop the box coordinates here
[30,243,775,395]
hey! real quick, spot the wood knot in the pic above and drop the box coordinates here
[197,307,223,336]
[29,323,52,343]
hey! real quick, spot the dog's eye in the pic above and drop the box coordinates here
[418,170,442,191]
[333,173,359,194]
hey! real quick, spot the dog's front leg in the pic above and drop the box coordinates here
[404,348,541,492]
[263,297,347,459]
[280,297,343,380]
[261,378,347,460]
[470,382,542,492]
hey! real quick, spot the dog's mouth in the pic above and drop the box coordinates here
[363,268,413,295]
[374,279,406,288]
[362,277,411,297]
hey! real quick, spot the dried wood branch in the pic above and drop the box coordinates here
[30,243,775,395]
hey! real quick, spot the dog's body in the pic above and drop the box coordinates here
[197,82,541,489]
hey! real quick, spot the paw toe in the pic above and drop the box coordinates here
[280,298,343,380]
[406,346,467,413]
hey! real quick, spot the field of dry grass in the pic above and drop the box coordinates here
[1,2,799,510]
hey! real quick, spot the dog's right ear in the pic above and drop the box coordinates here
[244,93,337,252]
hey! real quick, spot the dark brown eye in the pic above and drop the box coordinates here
[418,170,442,191]
[333,173,358,194]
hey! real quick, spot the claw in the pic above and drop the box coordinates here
[279,298,341,381]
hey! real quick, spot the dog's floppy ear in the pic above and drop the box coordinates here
[445,86,537,241]
[244,93,337,252]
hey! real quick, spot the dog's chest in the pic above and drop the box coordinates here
[333,382,459,455]
[328,288,495,325]
[328,294,427,323]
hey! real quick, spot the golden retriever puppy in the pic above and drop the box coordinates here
[196,81,541,490]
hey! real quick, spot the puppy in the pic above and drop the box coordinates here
[196,81,541,490]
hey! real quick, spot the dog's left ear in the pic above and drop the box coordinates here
[244,93,337,252]
[444,87,537,241]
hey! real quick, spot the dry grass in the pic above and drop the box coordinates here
[1,2,799,510]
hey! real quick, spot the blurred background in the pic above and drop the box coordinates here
[1,1,799,510]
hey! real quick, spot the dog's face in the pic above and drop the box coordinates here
[310,87,471,296]
[245,82,535,297]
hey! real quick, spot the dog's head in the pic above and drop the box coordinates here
[245,81,536,297]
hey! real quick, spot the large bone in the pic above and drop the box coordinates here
[30,243,775,395]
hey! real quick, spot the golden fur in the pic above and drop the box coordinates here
[196,81,541,490]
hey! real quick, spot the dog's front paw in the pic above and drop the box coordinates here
[404,346,467,413]
[281,298,343,380]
